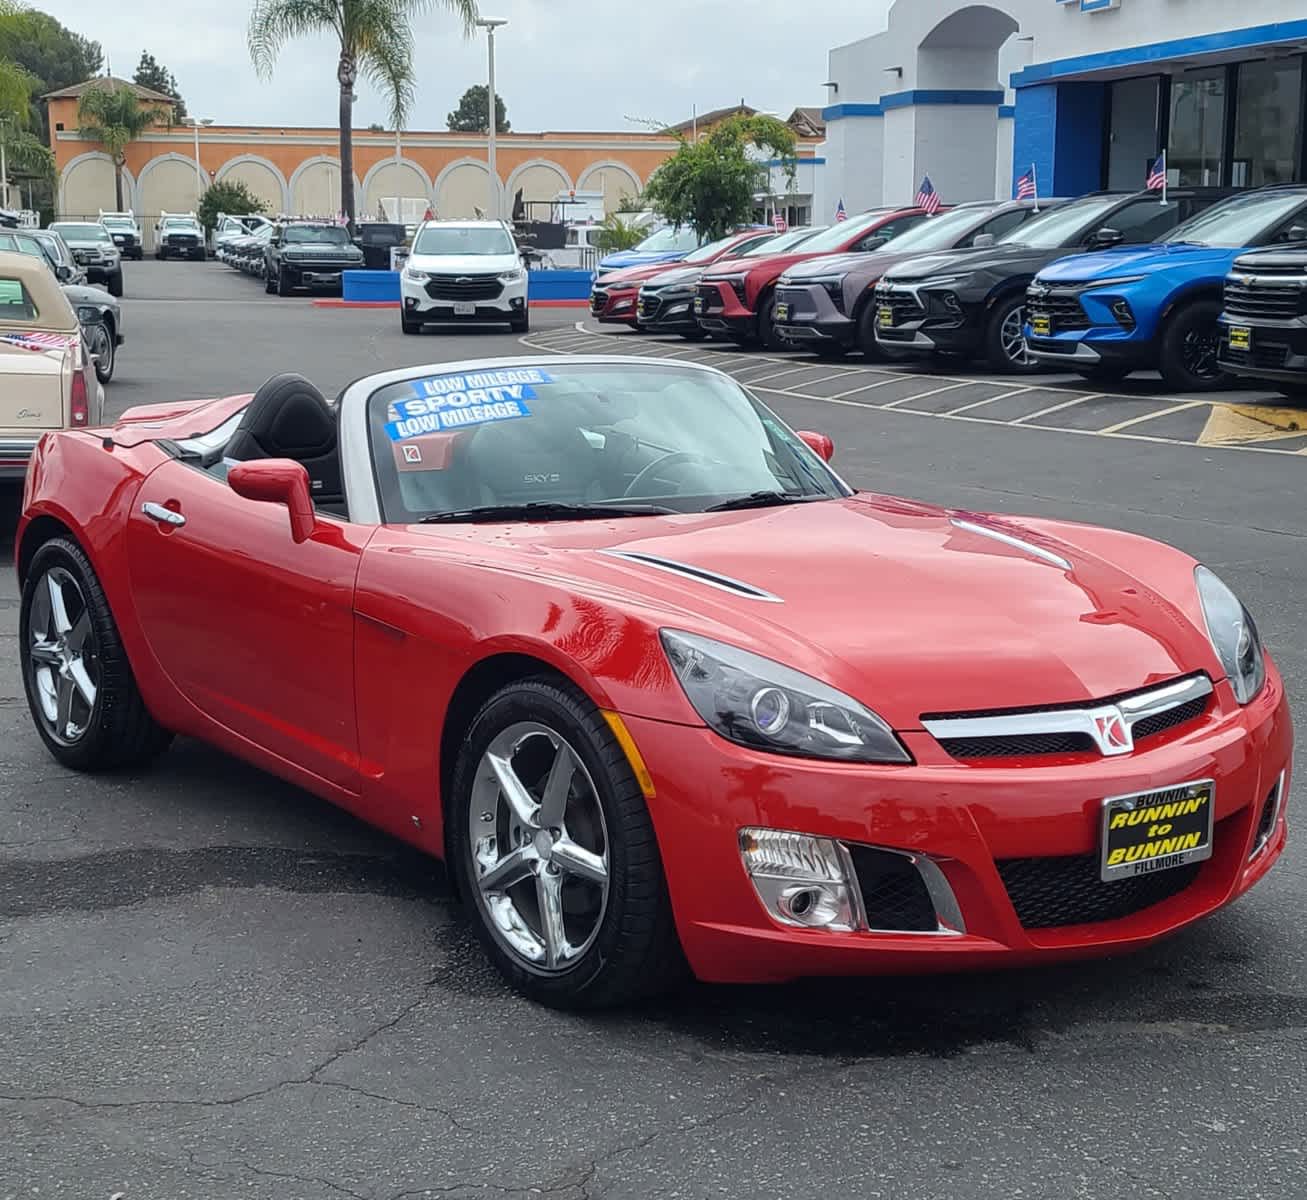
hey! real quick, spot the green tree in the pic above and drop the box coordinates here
[0,3,101,145]
[446,83,508,133]
[249,0,479,228]
[76,81,159,211]
[592,213,645,253]
[197,178,267,234]
[133,50,186,120]
[0,3,56,206]
[643,114,797,242]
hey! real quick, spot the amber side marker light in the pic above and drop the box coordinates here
[600,709,656,799]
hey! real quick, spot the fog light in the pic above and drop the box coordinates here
[739,827,860,931]
[1111,299,1135,329]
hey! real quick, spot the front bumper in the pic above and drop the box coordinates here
[622,669,1292,985]
[160,239,203,257]
[693,280,757,336]
[636,289,699,332]
[77,260,119,282]
[279,258,361,288]
[772,284,855,346]
[872,285,983,357]
[590,286,640,325]
[1026,330,1155,370]
[402,274,526,323]
[0,436,40,481]
[1218,314,1307,386]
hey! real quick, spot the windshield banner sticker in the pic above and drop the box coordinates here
[384,368,552,440]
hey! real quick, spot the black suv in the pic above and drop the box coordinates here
[1219,245,1307,399]
[873,188,1236,372]
[265,221,364,296]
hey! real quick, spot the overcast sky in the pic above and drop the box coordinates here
[41,0,890,133]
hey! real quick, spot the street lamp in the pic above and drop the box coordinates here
[475,16,507,218]
[182,117,214,204]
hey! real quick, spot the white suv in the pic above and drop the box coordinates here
[400,219,528,335]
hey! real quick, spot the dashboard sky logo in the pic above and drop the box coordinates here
[1056,0,1122,12]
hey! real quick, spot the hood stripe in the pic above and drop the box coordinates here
[601,550,783,603]
[950,518,1071,571]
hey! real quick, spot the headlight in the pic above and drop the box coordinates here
[660,629,911,763]
[404,267,431,282]
[498,267,525,283]
[76,306,100,321]
[1195,566,1266,704]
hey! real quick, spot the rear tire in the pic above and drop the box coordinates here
[19,538,172,772]
[448,677,683,1009]
[984,293,1040,374]
[1158,300,1229,393]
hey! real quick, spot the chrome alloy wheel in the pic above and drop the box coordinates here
[1001,304,1035,367]
[86,322,113,380]
[28,567,100,745]
[468,721,611,973]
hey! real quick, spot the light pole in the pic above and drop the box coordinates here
[475,16,507,218]
[182,117,214,206]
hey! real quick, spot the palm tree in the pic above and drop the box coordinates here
[249,0,478,228]
[76,83,159,211]
[0,7,54,208]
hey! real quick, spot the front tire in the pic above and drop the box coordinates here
[984,293,1040,374]
[401,311,422,335]
[448,677,682,1008]
[510,311,530,334]
[86,321,114,383]
[759,292,788,352]
[20,538,172,772]
[276,267,293,297]
[1159,300,1229,392]
[106,271,123,298]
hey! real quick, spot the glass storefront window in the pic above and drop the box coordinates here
[1233,58,1303,187]
[1169,68,1227,186]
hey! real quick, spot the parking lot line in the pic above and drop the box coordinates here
[882,380,972,409]
[1012,393,1101,423]
[944,386,1036,415]
[826,375,914,400]
[1098,402,1204,434]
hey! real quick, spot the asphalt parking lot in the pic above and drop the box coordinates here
[2,260,1304,1200]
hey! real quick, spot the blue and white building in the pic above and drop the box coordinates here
[815,1,1307,218]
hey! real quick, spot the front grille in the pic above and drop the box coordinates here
[1223,339,1291,370]
[72,249,97,264]
[1254,785,1279,850]
[997,848,1205,929]
[1028,291,1090,332]
[877,291,925,326]
[590,290,607,314]
[638,294,663,320]
[425,275,502,302]
[165,234,199,246]
[1224,279,1305,321]
[1131,694,1208,741]
[940,732,1096,759]
[846,846,938,932]
[695,283,724,314]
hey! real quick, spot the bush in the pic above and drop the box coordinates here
[197,180,268,234]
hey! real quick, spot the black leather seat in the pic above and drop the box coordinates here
[462,413,601,505]
[225,373,343,510]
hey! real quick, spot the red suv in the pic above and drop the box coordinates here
[590,228,778,328]
[694,207,939,348]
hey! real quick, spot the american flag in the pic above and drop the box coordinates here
[1147,152,1167,191]
[916,175,941,214]
[773,211,788,233]
[835,198,847,223]
[1,331,73,353]
[1016,167,1037,201]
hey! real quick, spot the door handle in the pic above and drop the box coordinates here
[142,501,186,528]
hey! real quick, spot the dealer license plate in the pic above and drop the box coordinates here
[877,305,894,329]
[1228,325,1251,352]
[454,302,476,316]
[306,272,341,284]
[1031,314,1051,337]
[774,301,790,322]
[693,296,705,314]
[1100,780,1214,882]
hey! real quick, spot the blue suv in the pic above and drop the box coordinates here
[1026,186,1307,391]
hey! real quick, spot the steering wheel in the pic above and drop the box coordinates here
[623,451,709,498]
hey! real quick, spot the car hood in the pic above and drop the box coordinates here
[883,243,1053,282]
[1037,242,1237,282]
[782,247,969,285]
[61,283,118,310]
[57,236,113,251]
[643,264,703,288]
[409,495,1216,727]
[407,252,516,272]
[597,261,689,288]
[703,250,835,280]
[598,250,690,271]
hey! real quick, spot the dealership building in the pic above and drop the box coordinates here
[813,1,1307,219]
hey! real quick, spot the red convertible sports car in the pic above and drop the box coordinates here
[15,357,1292,1007]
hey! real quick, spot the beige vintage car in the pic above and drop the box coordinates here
[0,249,104,481]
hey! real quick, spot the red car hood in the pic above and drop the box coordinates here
[703,250,830,282]
[412,496,1217,729]
[600,262,691,289]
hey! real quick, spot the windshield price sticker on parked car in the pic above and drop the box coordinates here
[384,369,553,440]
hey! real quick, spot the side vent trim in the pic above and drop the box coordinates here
[601,550,783,603]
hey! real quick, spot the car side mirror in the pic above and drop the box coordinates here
[1089,227,1125,249]
[228,459,318,543]
[861,235,889,252]
[1283,223,1307,243]
[971,233,995,249]
[797,430,834,462]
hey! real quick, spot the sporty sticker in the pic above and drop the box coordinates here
[384,369,552,440]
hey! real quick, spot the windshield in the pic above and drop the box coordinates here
[52,223,112,243]
[794,211,896,253]
[1163,191,1307,248]
[0,232,47,262]
[683,233,762,264]
[876,206,997,252]
[284,225,352,244]
[31,233,68,262]
[162,220,199,230]
[102,217,133,229]
[413,225,514,255]
[367,362,848,523]
[743,227,826,256]
[632,226,701,253]
[997,196,1125,248]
